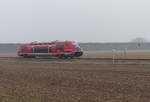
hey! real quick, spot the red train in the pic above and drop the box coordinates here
[17,41,83,58]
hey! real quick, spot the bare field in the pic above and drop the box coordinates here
[0,51,150,101]
[0,59,149,102]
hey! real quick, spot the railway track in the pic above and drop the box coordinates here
[0,57,150,62]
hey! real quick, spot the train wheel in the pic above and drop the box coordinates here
[30,56,36,58]
[64,56,68,59]
[70,56,74,59]
[58,55,63,59]
[23,55,28,58]
[23,55,35,58]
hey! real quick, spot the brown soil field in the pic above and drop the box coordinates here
[0,58,150,102]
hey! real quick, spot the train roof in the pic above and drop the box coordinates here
[19,41,76,46]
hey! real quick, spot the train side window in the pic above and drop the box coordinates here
[21,46,27,51]
[56,45,64,50]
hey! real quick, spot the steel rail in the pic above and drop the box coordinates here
[0,57,150,61]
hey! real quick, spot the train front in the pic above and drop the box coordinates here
[72,42,83,57]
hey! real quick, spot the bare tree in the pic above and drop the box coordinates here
[131,37,148,47]
[131,37,147,43]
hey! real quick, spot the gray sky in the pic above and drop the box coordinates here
[0,0,149,43]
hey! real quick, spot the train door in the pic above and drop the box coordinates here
[30,46,52,53]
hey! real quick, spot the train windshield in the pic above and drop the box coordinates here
[72,42,81,50]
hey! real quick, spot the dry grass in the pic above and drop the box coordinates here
[0,52,16,57]
[83,50,150,59]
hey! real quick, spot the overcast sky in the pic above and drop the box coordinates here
[0,0,149,43]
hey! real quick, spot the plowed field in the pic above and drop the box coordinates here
[0,58,150,102]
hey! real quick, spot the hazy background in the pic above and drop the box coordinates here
[0,0,149,43]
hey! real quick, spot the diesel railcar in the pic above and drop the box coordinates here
[17,41,83,58]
